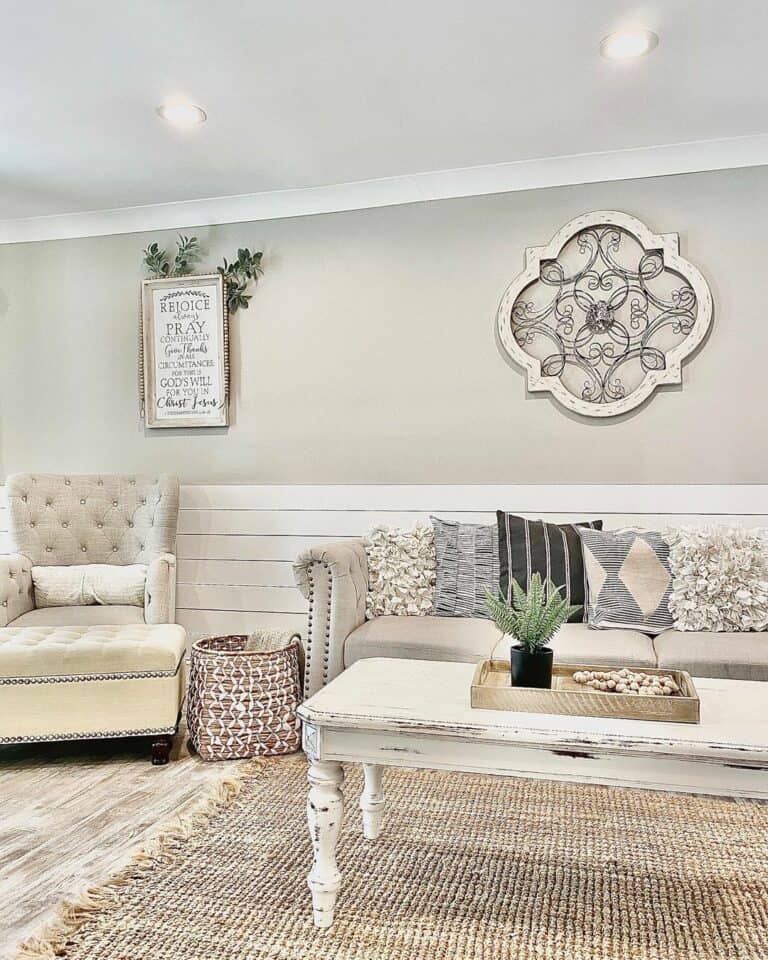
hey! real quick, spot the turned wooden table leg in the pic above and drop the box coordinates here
[151,734,172,765]
[360,763,385,840]
[307,760,345,928]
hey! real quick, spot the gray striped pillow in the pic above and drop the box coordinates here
[431,517,499,618]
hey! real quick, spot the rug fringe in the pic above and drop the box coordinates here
[15,758,266,960]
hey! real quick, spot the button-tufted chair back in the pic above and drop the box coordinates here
[6,474,179,566]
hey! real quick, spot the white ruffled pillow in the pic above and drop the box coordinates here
[364,523,436,618]
[32,564,148,608]
[667,526,768,632]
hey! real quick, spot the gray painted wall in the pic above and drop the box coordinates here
[1,165,766,483]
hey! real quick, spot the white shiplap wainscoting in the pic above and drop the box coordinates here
[1,484,766,641]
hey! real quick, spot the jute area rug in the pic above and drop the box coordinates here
[18,755,768,960]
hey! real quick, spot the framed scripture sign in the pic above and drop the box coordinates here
[140,274,229,428]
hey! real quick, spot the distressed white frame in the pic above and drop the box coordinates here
[140,273,229,428]
[496,210,714,417]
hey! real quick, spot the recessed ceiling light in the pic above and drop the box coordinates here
[600,29,659,61]
[156,100,207,129]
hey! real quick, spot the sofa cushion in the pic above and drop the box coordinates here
[493,622,657,668]
[344,615,502,668]
[10,605,146,627]
[654,630,768,681]
[0,623,187,678]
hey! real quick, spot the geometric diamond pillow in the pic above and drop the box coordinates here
[578,528,674,635]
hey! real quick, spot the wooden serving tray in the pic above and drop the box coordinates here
[471,660,700,724]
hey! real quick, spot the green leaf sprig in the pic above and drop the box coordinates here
[142,235,201,278]
[142,241,170,277]
[217,248,263,313]
[141,238,264,312]
[172,235,202,276]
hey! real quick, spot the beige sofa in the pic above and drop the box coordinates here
[294,540,768,697]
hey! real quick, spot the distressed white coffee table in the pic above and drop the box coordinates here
[297,657,768,928]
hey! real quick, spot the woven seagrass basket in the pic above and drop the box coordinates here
[187,632,303,761]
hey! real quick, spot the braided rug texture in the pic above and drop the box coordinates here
[20,755,768,960]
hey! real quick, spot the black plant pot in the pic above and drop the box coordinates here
[509,645,554,689]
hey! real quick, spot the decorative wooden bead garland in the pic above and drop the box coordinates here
[572,668,680,697]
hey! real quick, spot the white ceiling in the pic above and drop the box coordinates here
[2,0,768,227]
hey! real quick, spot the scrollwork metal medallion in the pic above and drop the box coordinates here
[496,211,713,417]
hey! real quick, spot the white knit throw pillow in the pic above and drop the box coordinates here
[364,523,436,618]
[667,526,768,632]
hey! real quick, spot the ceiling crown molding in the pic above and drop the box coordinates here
[2,133,768,245]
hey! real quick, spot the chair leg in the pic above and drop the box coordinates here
[151,734,172,765]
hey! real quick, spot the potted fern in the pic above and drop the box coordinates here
[485,573,580,688]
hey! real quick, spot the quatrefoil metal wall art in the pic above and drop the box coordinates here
[495,211,714,417]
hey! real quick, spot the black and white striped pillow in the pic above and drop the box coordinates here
[496,513,603,623]
[431,517,499,618]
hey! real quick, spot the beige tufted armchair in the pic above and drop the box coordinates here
[1,474,179,627]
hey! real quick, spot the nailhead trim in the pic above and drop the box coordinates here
[323,562,332,685]
[304,560,333,692]
[306,564,315,691]
[0,725,177,745]
[0,658,183,686]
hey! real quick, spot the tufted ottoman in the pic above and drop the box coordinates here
[0,624,186,763]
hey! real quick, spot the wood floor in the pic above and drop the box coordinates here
[0,727,239,959]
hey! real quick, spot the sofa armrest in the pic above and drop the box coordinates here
[0,554,35,627]
[145,554,177,624]
[293,540,368,695]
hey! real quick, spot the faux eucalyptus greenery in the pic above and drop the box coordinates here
[217,248,263,313]
[142,235,201,278]
[141,234,263,313]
